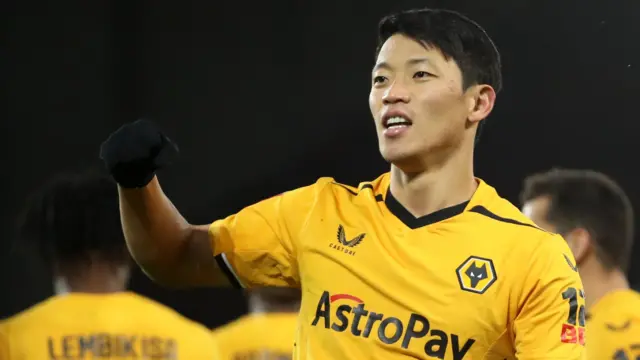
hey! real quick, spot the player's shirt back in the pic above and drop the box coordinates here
[210,173,586,359]
[212,312,296,359]
[586,289,640,360]
[0,292,219,360]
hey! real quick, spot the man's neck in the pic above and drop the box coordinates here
[54,276,126,295]
[580,258,629,311]
[54,263,128,295]
[389,150,476,218]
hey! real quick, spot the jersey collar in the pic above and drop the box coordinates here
[381,175,494,230]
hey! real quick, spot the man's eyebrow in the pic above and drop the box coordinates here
[372,58,433,72]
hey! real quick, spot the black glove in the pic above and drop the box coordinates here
[99,119,179,188]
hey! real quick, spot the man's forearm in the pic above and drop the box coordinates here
[118,177,195,282]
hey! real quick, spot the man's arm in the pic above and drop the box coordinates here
[101,120,317,288]
[513,234,586,359]
[119,177,229,287]
[119,174,322,289]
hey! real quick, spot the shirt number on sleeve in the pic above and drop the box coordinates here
[560,287,586,345]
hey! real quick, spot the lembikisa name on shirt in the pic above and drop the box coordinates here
[47,333,177,359]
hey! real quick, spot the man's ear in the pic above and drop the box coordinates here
[467,84,496,124]
[563,227,592,266]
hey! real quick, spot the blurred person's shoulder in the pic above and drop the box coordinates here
[588,289,640,323]
[213,312,297,337]
[586,289,640,359]
[211,314,261,356]
[0,293,217,359]
[212,314,254,340]
[0,296,63,331]
[115,293,218,357]
[113,292,212,330]
[212,313,297,357]
[0,292,209,333]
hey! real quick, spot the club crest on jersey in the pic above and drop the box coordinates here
[456,256,497,294]
[329,225,365,256]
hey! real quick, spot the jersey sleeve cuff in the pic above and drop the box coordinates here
[214,253,245,289]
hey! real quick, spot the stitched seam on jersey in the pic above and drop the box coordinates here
[482,328,508,359]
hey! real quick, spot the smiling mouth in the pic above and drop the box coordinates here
[381,115,412,138]
[383,116,412,129]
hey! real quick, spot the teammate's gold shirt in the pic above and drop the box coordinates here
[585,289,640,360]
[210,173,586,359]
[212,312,296,359]
[0,292,219,360]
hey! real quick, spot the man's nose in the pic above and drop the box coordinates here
[382,81,410,105]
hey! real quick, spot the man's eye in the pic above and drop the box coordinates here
[413,71,430,79]
[373,76,387,84]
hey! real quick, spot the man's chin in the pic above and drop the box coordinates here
[380,149,419,168]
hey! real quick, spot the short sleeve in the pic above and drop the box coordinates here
[513,234,587,360]
[209,180,326,288]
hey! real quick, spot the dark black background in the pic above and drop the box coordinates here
[3,0,639,328]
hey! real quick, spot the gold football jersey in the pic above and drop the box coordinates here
[586,289,640,360]
[210,173,586,359]
[212,312,296,359]
[0,292,219,359]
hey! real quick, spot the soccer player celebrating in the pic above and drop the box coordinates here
[0,170,219,359]
[521,169,640,360]
[100,8,586,359]
[212,287,300,359]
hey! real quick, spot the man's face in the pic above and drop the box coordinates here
[369,34,476,167]
[521,196,558,233]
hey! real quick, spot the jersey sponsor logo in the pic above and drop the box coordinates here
[47,334,177,359]
[559,287,586,346]
[456,256,497,294]
[311,291,475,360]
[563,254,578,272]
[329,225,366,256]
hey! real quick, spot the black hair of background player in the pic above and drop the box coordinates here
[16,168,127,267]
[375,8,503,145]
[520,168,635,273]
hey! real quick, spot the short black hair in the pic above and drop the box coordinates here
[17,169,126,265]
[376,8,503,143]
[520,168,634,272]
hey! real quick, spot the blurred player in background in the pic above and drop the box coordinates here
[521,168,640,360]
[0,170,219,359]
[213,287,300,359]
[99,7,585,359]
